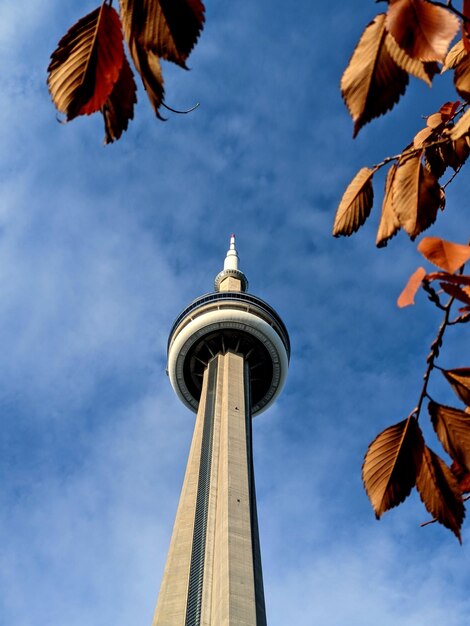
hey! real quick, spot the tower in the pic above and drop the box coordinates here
[153,236,290,626]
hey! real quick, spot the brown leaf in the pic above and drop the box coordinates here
[416,445,464,541]
[341,14,408,137]
[450,107,470,140]
[385,33,435,86]
[464,0,470,52]
[397,266,427,307]
[417,237,470,272]
[424,145,447,178]
[413,126,433,148]
[440,282,470,306]
[451,460,470,493]
[102,55,137,144]
[442,369,470,407]
[362,416,424,518]
[442,39,467,71]
[48,3,125,120]
[386,0,459,62]
[439,139,464,171]
[439,100,461,120]
[119,6,165,118]
[376,164,400,247]
[454,54,470,102]
[426,113,444,129]
[429,400,470,472]
[119,0,205,69]
[426,272,470,286]
[333,168,375,237]
[453,136,470,165]
[392,151,441,239]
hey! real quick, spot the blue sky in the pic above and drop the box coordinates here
[1,1,470,624]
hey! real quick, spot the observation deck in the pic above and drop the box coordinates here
[167,238,290,415]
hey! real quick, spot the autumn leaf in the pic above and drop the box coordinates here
[450,108,470,140]
[118,0,204,116]
[438,100,461,121]
[451,460,470,493]
[440,282,470,306]
[443,39,468,71]
[102,55,137,144]
[426,272,470,286]
[424,145,447,179]
[119,0,205,69]
[376,164,400,247]
[397,266,427,307]
[416,445,464,541]
[413,126,433,148]
[417,237,470,273]
[392,151,441,240]
[333,168,375,237]
[442,368,470,406]
[429,400,470,472]
[362,416,424,518]
[453,136,470,165]
[386,0,459,63]
[464,0,470,52]
[385,33,437,86]
[48,3,125,121]
[341,14,408,137]
[453,54,470,102]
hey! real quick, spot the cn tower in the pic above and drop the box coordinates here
[152,236,290,626]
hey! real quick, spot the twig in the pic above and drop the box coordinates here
[409,290,457,420]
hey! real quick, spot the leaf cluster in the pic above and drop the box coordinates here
[47,0,205,143]
[336,0,470,244]
[363,237,470,540]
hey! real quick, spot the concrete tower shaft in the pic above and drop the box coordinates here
[153,238,289,626]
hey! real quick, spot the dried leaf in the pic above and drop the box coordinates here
[426,112,444,129]
[376,164,400,247]
[440,282,470,305]
[392,152,441,239]
[413,126,433,148]
[386,0,460,62]
[397,266,427,307]
[439,139,463,171]
[426,272,470,286]
[429,401,470,472]
[385,33,435,86]
[102,55,137,144]
[48,3,125,120]
[454,54,470,101]
[442,39,467,71]
[450,108,470,140]
[362,416,424,518]
[119,0,205,69]
[453,136,470,165]
[439,100,461,120]
[120,19,165,117]
[417,237,470,272]
[451,460,470,493]
[464,0,470,52]
[333,168,375,237]
[341,14,408,137]
[442,369,470,406]
[416,445,464,541]
[424,144,447,178]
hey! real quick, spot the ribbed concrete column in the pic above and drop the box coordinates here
[152,364,213,626]
[152,351,266,626]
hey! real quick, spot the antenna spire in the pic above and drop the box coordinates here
[214,234,248,292]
